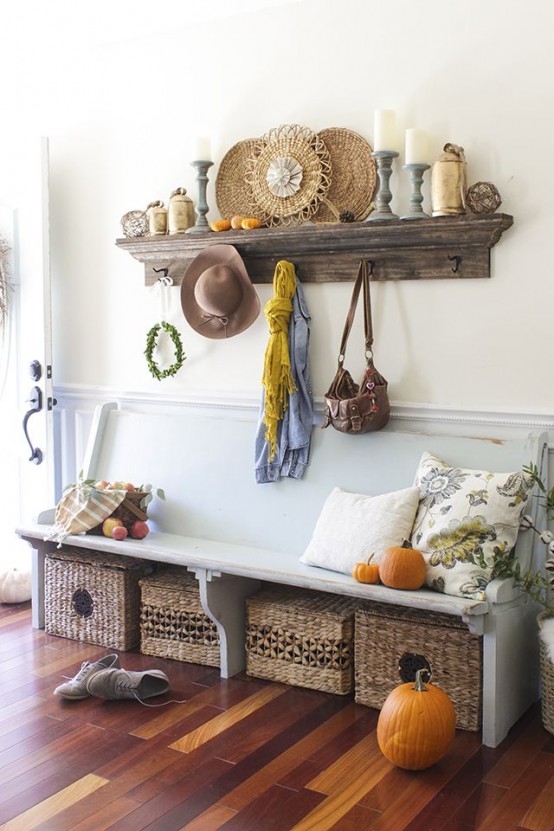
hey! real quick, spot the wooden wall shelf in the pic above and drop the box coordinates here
[116,213,513,286]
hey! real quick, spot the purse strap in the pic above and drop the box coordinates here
[338,260,374,366]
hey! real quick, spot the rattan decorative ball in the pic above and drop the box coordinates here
[121,209,149,238]
[466,182,502,215]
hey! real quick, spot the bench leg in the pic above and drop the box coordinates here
[20,537,47,630]
[193,569,261,678]
[481,601,541,747]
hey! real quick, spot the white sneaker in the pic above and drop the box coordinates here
[54,654,120,700]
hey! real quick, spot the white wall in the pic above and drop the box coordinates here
[10,0,554,414]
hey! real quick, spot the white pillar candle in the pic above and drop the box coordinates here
[373,110,398,152]
[405,128,429,165]
[192,136,212,161]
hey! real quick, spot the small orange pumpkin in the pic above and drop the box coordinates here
[241,217,261,230]
[210,219,232,232]
[379,539,426,590]
[377,668,456,770]
[352,554,380,584]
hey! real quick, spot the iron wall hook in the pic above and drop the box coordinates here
[448,255,462,273]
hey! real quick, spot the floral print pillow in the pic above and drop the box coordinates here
[411,452,533,600]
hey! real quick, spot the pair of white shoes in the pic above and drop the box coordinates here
[54,654,170,702]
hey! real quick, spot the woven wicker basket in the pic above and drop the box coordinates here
[245,585,358,695]
[538,611,554,736]
[45,547,153,650]
[86,491,149,536]
[355,601,483,731]
[139,568,220,667]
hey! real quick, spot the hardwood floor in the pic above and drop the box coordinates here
[1,601,553,831]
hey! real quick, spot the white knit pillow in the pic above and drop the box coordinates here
[300,486,420,575]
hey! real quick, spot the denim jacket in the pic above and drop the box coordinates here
[255,278,314,483]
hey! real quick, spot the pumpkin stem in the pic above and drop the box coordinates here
[413,668,430,691]
[401,539,413,549]
[367,553,375,564]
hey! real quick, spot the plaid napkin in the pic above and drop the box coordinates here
[45,484,128,544]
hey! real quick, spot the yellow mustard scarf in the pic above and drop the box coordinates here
[262,260,297,461]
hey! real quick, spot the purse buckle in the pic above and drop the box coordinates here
[350,402,362,432]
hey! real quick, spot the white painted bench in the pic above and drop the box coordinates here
[17,400,549,748]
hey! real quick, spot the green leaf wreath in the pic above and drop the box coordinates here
[144,321,186,381]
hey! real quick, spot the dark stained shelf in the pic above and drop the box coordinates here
[116,213,513,285]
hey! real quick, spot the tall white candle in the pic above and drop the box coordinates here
[192,136,212,161]
[405,128,429,165]
[373,110,398,152]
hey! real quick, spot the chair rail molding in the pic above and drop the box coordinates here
[54,383,554,462]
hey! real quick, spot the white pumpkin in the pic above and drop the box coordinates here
[0,567,32,604]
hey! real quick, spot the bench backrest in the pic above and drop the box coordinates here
[82,402,547,565]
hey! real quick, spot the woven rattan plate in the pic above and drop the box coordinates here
[313,127,377,222]
[245,124,332,226]
[215,139,263,221]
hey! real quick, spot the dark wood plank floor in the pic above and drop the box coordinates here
[1,601,554,831]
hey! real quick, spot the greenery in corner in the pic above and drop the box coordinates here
[472,462,554,613]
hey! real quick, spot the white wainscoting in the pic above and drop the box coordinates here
[53,384,554,504]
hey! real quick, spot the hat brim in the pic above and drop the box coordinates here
[181,244,260,339]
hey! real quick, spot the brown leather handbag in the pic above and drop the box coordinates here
[322,260,390,434]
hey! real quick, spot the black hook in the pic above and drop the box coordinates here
[448,255,462,273]
[364,259,375,275]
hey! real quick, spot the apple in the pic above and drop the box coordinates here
[121,482,136,492]
[112,525,128,541]
[108,481,124,490]
[102,517,124,538]
[231,215,244,230]
[94,480,110,489]
[129,520,149,540]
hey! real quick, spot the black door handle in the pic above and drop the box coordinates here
[22,385,43,465]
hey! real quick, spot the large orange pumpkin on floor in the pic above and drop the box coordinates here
[379,539,426,590]
[377,669,456,770]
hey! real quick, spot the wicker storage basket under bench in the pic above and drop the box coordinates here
[139,567,220,667]
[45,546,153,650]
[354,601,483,731]
[245,585,359,695]
[538,611,554,736]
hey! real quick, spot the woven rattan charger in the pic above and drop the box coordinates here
[215,139,263,222]
[244,124,332,226]
[313,127,377,222]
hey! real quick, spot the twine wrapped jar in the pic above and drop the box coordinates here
[431,143,466,217]
[168,188,195,234]
[148,201,168,235]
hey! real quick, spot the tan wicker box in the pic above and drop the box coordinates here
[245,585,359,695]
[139,568,220,667]
[45,547,153,650]
[354,601,483,731]
[538,611,554,736]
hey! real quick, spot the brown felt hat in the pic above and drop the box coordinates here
[181,244,260,339]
